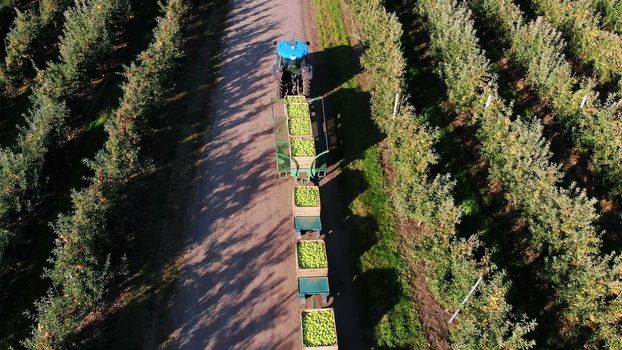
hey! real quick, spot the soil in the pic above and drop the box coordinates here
[398,216,453,350]
[381,143,452,349]
[164,0,314,349]
[411,266,451,350]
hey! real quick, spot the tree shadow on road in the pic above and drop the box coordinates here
[76,0,300,349]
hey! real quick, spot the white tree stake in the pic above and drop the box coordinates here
[580,94,588,110]
[448,275,484,324]
[392,92,400,120]
[485,94,493,109]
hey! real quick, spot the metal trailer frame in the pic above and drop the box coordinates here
[271,96,329,184]
[294,216,322,238]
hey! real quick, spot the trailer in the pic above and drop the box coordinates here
[271,96,329,184]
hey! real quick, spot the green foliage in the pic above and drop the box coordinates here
[287,102,310,118]
[26,292,79,350]
[24,0,189,348]
[509,18,575,115]
[469,0,622,198]
[477,96,622,347]
[415,0,622,346]
[477,110,562,250]
[593,0,622,34]
[0,0,73,96]
[294,186,320,207]
[288,118,312,135]
[459,13,622,342]
[40,0,131,101]
[374,298,428,349]
[347,0,535,348]
[451,272,537,350]
[0,94,67,262]
[302,310,338,346]
[388,114,461,243]
[412,229,536,349]
[417,0,493,113]
[578,96,622,195]
[40,0,73,25]
[1,9,41,93]
[346,0,405,132]
[297,241,328,268]
[531,0,622,84]
[394,170,460,242]
[0,0,131,263]
[291,138,315,157]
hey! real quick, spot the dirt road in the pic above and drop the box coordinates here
[166,0,313,349]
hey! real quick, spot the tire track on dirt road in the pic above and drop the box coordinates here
[166,0,312,349]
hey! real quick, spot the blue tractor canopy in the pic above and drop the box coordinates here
[272,39,313,98]
[276,40,309,60]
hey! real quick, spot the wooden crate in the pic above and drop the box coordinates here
[295,239,329,278]
[300,308,339,350]
[292,156,316,171]
[293,185,321,217]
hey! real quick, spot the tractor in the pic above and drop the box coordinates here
[272,40,313,98]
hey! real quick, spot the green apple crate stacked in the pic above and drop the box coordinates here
[286,96,317,183]
[293,185,321,217]
[301,309,338,349]
[296,239,328,278]
[270,95,329,183]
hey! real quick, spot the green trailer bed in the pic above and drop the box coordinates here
[298,277,330,302]
[294,216,322,238]
[271,96,329,184]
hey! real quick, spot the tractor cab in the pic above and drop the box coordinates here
[272,40,313,98]
[276,40,308,74]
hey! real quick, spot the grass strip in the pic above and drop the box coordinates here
[311,0,428,347]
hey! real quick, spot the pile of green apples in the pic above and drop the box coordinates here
[294,186,320,207]
[291,138,315,157]
[289,118,312,135]
[297,241,328,268]
[302,310,337,346]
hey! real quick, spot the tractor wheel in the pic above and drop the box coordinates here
[276,80,285,99]
[302,78,311,98]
